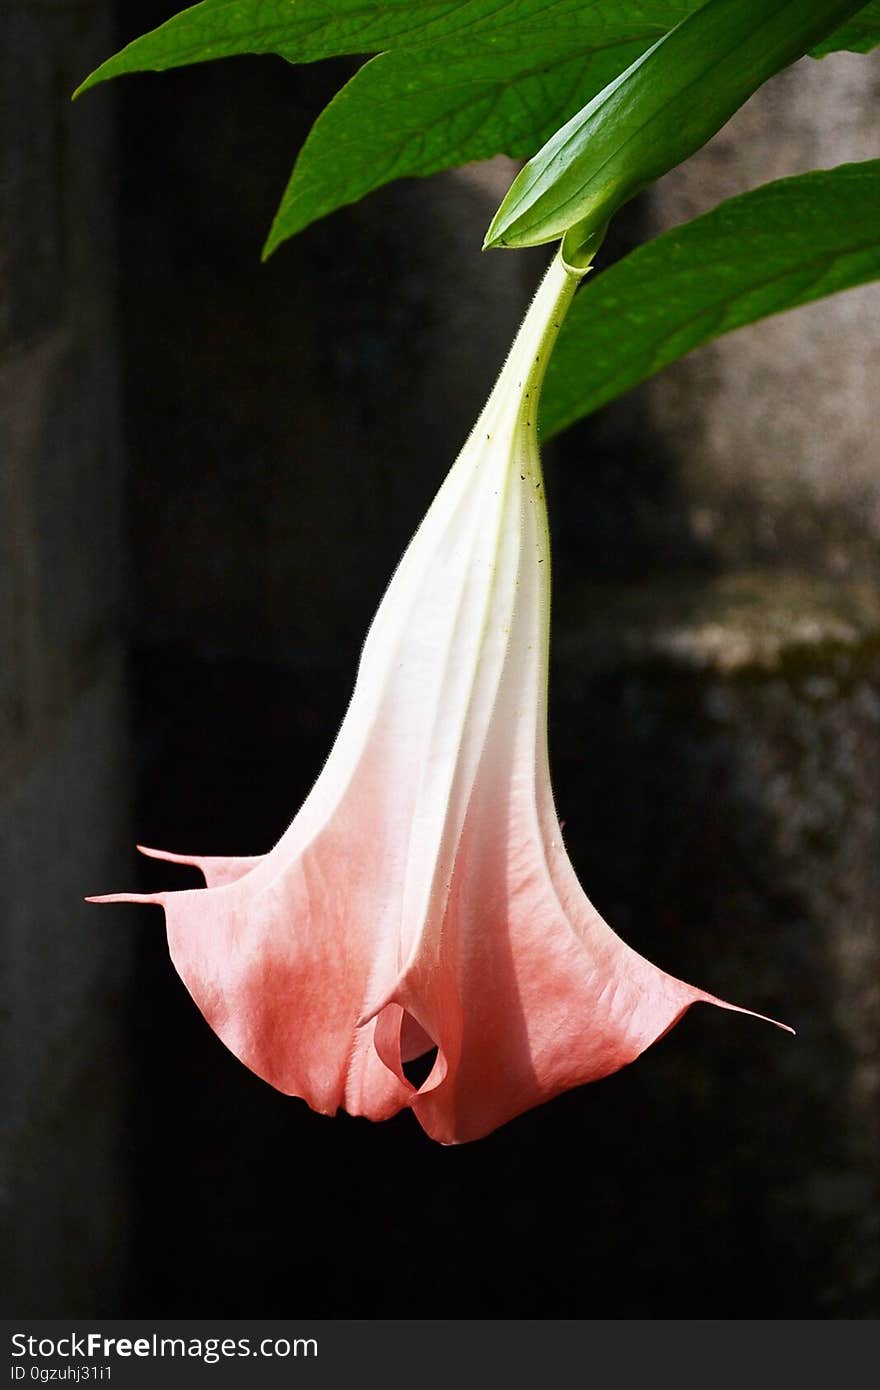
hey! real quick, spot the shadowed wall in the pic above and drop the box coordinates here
[2,0,133,1314]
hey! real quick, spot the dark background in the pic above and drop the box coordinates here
[3,1,879,1317]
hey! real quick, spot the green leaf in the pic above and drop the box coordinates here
[484,0,870,254]
[541,161,880,438]
[72,1,672,96]
[73,0,877,99]
[262,38,646,257]
[813,1,880,54]
[73,0,878,255]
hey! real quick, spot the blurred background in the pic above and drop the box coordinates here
[3,0,878,1318]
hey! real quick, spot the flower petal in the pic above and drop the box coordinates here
[89,251,789,1141]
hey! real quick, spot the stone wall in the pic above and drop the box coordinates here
[1,1,132,1315]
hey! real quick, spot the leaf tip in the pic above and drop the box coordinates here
[483,207,511,252]
[71,58,113,100]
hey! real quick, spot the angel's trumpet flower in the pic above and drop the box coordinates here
[89,251,789,1143]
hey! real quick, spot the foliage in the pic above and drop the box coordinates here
[75,0,880,433]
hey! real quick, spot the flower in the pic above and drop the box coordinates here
[89,251,789,1143]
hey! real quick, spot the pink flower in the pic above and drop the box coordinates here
[89,252,789,1143]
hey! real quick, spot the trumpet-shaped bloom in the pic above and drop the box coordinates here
[90,252,788,1143]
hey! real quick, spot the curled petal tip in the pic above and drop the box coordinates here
[136,844,186,862]
[751,1010,795,1037]
[703,995,794,1035]
[85,892,165,906]
[135,844,259,888]
[762,1015,796,1037]
[355,985,400,1032]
